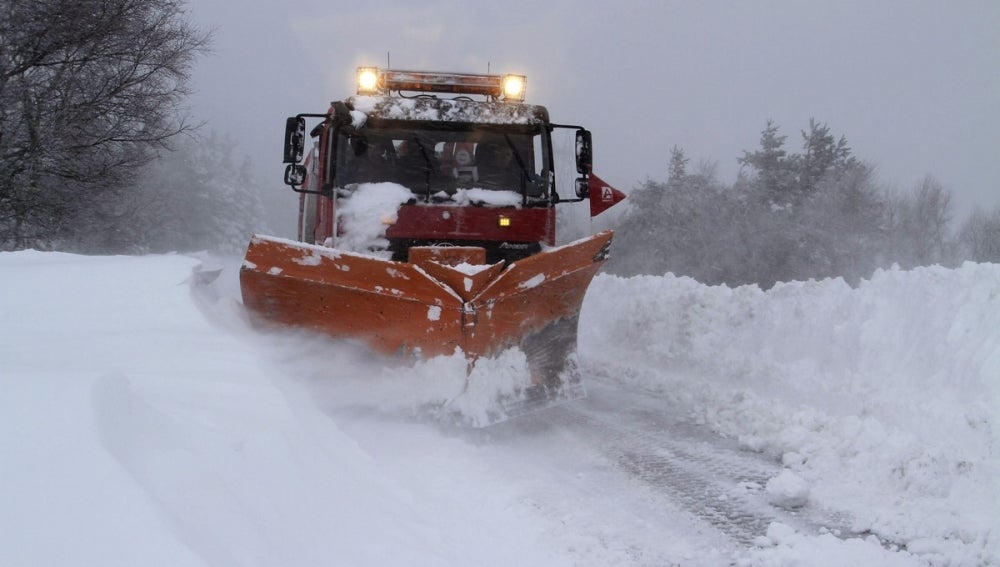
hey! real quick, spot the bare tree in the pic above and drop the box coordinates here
[891,175,955,267]
[0,0,210,250]
[959,207,1000,263]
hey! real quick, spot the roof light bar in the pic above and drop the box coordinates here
[355,67,527,101]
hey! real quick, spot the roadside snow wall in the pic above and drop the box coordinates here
[580,262,1000,563]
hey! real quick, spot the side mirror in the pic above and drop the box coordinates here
[283,117,306,163]
[284,164,307,186]
[575,129,592,174]
[575,177,590,199]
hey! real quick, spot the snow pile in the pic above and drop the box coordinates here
[581,263,1000,564]
[743,523,920,567]
[764,470,810,509]
[334,182,413,255]
[0,251,566,566]
[4,247,999,566]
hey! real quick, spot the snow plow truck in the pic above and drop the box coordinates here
[240,67,625,415]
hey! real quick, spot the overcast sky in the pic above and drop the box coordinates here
[186,0,999,222]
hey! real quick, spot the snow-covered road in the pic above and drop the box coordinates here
[2,250,997,566]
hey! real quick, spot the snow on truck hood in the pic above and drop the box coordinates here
[336,183,523,257]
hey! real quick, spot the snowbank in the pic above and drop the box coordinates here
[3,248,998,566]
[0,251,564,566]
[581,263,1000,564]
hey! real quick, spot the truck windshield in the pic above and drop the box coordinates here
[334,124,550,204]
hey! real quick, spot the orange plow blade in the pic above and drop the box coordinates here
[239,231,613,417]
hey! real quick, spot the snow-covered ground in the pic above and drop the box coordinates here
[2,249,997,566]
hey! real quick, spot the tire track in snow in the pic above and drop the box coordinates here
[546,379,858,546]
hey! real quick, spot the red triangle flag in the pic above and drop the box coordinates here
[588,173,627,217]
